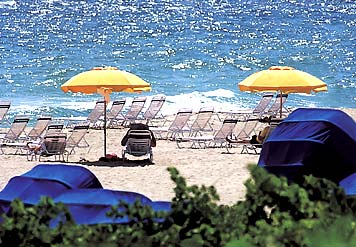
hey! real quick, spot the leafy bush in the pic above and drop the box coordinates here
[0,165,355,246]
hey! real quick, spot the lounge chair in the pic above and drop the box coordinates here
[122,96,147,126]
[0,116,30,143]
[26,116,52,141]
[266,94,289,117]
[106,98,126,128]
[189,106,215,136]
[240,124,274,154]
[38,133,69,162]
[230,93,274,120]
[0,101,11,127]
[150,108,193,140]
[46,123,65,135]
[225,119,261,153]
[122,129,153,162]
[176,118,238,149]
[142,95,166,124]
[87,100,106,128]
[66,123,90,154]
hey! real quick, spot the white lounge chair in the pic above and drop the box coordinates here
[26,116,52,141]
[122,97,147,126]
[142,95,166,124]
[107,98,126,128]
[0,101,11,127]
[150,108,193,140]
[176,118,238,149]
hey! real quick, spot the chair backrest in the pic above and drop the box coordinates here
[235,119,259,141]
[190,106,214,133]
[267,94,288,116]
[42,133,67,155]
[46,123,64,135]
[27,116,52,140]
[4,116,30,141]
[0,101,11,125]
[125,130,152,157]
[213,118,238,141]
[143,95,166,120]
[87,100,105,123]
[252,93,274,115]
[124,97,147,120]
[66,123,90,147]
[168,108,193,132]
[108,98,126,119]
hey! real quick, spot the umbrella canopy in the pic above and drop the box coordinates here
[61,66,151,156]
[238,66,327,117]
[61,67,151,94]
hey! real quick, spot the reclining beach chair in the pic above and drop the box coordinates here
[225,119,260,153]
[266,94,289,117]
[230,93,274,120]
[240,124,273,154]
[176,118,238,149]
[150,108,193,140]
[0,116,30,154]
[38,133,69,162]
[0,115,30,143]
[0,101,11,127]
[122,129,153,162]
[46,123,65,135]
[27,116,52,141]
[189,106,215,136]
[66,123,90,154]
[122,96,147,126]
[87,100,106,128]
[142,95,166,125]
[106,98,126,128]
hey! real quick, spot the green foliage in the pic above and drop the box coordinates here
[0,165,356,246]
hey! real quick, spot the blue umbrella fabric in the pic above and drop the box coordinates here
[258,108,356,185]
[53,189,171,225]
[0,164,102,214]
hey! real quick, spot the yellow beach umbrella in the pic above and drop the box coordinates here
[61,66,151,156]
[238,66,327,117]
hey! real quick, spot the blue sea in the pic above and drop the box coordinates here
[0,0,355,122]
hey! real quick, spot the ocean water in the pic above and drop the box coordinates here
[0,0,355,121]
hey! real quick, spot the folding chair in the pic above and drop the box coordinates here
[46,123,65,135]
[38,133,69,162]
[0,116,30,143]
[266,94,289,117]
[230,93,274,120]
[189,106,215,136]
[150,108,193,140]
[176,118,238,149]
[142,95,166,124]
[225,119,260,153]
[122,129,153,162]
[122,97,147,126]
[66,123,90,154]
[87,100,106,128]
[0,101,11,127]
[27,116,52,141]
[107,98,126,128]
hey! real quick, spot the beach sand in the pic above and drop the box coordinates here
[1,107,355,205]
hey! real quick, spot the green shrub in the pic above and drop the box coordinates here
[0,165,355,246]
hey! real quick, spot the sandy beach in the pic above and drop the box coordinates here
[1,107,356,205]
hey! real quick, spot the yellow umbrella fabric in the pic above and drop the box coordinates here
[61,67,151,94]
[238,66,327,117]
[61,66,151,157]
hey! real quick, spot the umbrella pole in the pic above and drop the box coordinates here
[280,92,283,118]
[103,98,107,157]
